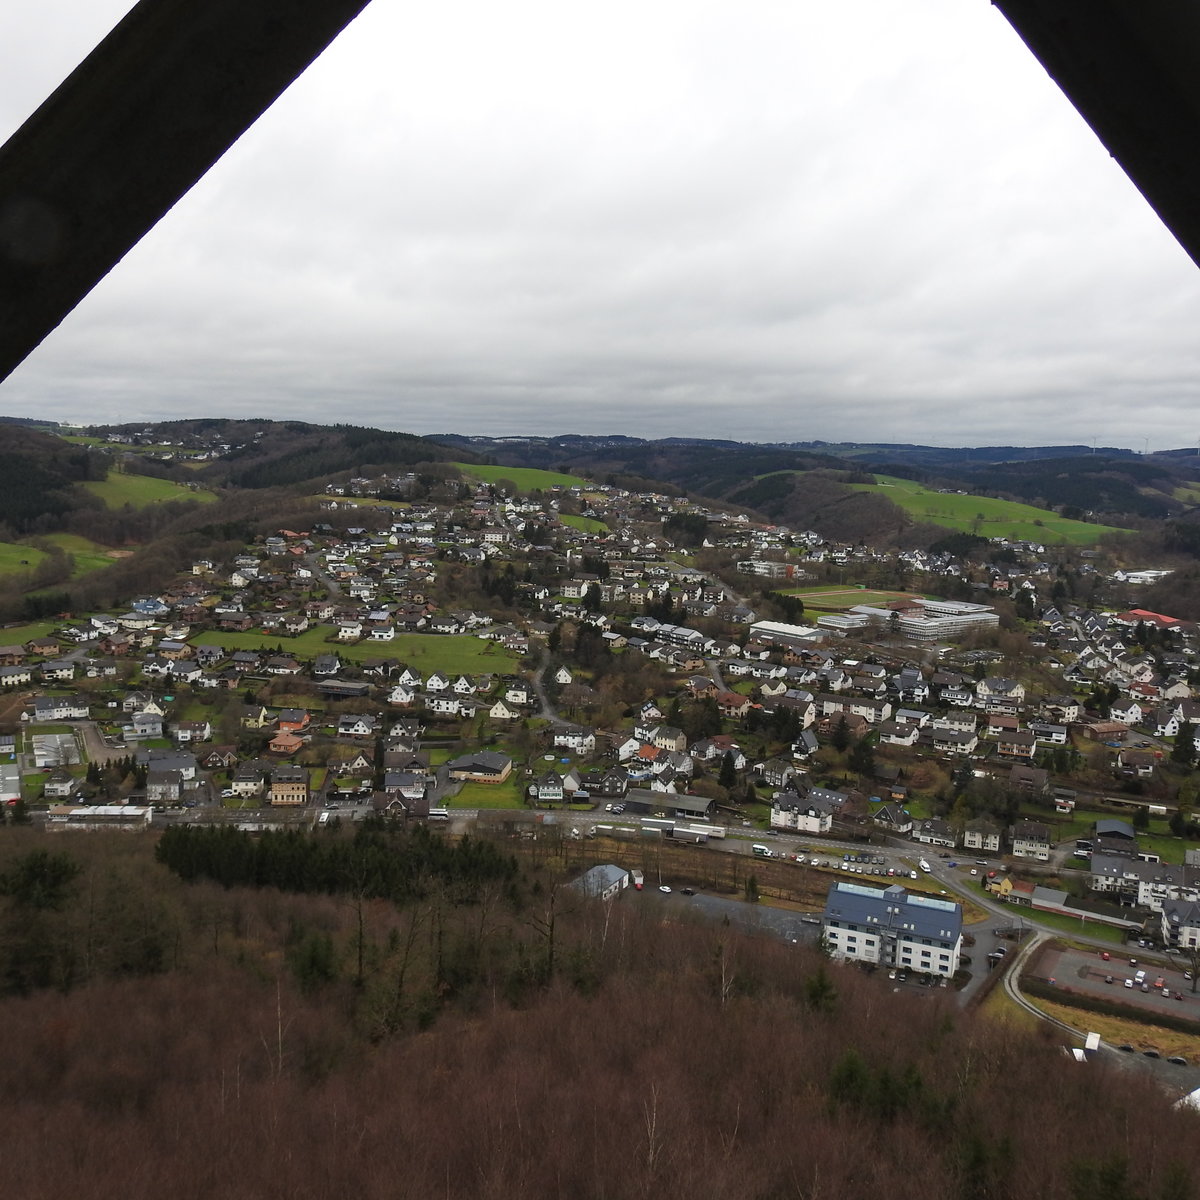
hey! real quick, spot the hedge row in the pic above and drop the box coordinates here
[1021,974,1200,1036]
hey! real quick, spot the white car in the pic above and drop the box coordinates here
[659,885,672,894]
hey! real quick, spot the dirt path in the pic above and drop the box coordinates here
[0,690,29,727]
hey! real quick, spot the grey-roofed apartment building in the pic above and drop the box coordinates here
[822,881,963,978]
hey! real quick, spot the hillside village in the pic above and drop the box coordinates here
[4,465,1200,951]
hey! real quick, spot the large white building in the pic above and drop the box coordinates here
[846,598,999,642]
[822,881,963,978]
[748,619,823,649]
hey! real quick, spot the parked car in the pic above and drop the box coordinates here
[1124,979,1134,988]
[1104,975,1113,984]
[1168,1056,1188,1066]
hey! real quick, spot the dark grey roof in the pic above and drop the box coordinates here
[822,880,962,944]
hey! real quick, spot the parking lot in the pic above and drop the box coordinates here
[1035,943,1197,1017]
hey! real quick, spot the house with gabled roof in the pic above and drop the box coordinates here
[963,817,1003,854]
[146,768,184,806]
[912,817,956,848]
[527,770,565,803]
[337,713,379,740]
[1011,820,1052,861]
[31,694,89,721]
[996,729,1037,759]
[872,803,913,836]
[268,764,308,806]
[770,790,834,834]
[553,725,596,755]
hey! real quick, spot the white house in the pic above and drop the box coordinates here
[1011,820,1052,861]
[770,793,834,835]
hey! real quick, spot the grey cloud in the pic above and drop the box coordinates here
[2,0,1199,451]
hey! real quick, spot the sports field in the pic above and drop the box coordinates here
[783,586,923,611]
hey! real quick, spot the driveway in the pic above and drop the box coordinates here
[76,720,129,765]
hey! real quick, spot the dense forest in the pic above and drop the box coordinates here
[0,826,1195,1199]
[0,425,107,537]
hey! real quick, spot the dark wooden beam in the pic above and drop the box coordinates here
[0,0,373,382]
[993,0,1200,271]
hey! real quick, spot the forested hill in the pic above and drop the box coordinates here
[434,434,1200,533]
[87,419,471,490]
[0,424,107,535]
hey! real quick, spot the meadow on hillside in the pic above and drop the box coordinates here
[83,471,217,509]
[453,462,592,491]
[849,474,1129,544]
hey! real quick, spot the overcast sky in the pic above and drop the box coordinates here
[2,1,1198,450]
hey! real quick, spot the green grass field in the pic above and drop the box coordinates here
[452,463,592,491]
[448,778,527,809]
[0,543,48,576]
[83,471,218,509]
[0,621,58,646]
[0,534,119,585]
[559,514,607,534]
[1009,904,1127,943]
[42,533,120,577]
[198,627,519,676]
[846,474,1129,545]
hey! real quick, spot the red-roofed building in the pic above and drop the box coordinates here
[1115,608,1185,629]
